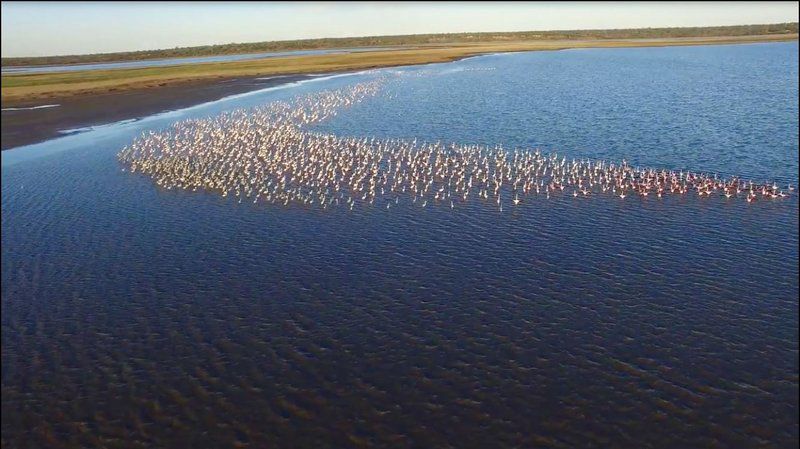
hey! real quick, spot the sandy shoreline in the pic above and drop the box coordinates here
[0,74,324,150]
[2,35,796,151]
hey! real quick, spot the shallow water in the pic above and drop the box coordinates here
[2,42,798,448]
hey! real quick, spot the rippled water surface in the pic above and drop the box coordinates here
[2,42,798,448]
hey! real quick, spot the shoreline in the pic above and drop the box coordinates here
[4,22,796,67]
[2,36,797,151]
[5,34,796,103]
[1,74,329,150]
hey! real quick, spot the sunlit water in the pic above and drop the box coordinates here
[2,42,798,448]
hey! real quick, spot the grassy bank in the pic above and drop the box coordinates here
[3,22,796,67]
[2,34,797,104]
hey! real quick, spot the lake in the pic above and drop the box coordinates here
[2,42,798,448]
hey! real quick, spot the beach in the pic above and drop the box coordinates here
[1,74,320,149]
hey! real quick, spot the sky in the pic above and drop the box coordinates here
[2,1,798,57]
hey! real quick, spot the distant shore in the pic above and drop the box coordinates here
[2,35,797,151]
[4,22,796,67]
[3,35,797,105]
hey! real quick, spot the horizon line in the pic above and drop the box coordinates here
[4,21,797,60]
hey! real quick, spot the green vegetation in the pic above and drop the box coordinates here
[3,22,797,67]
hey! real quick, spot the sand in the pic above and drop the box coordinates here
[1,74,317,150]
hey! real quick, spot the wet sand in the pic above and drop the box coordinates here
[1,74,319,150]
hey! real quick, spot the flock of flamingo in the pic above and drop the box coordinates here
[118,75,793,211]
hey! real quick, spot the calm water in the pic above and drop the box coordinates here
[0,47,399,74]
[2,42,798,448]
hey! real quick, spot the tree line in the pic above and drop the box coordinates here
[4,22,797,67]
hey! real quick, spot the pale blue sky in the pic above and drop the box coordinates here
[2,1,798,57]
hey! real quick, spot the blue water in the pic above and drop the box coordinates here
[0,47,400,74]
[2,42,798,448]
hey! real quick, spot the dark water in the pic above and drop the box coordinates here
[2,42,798,448]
